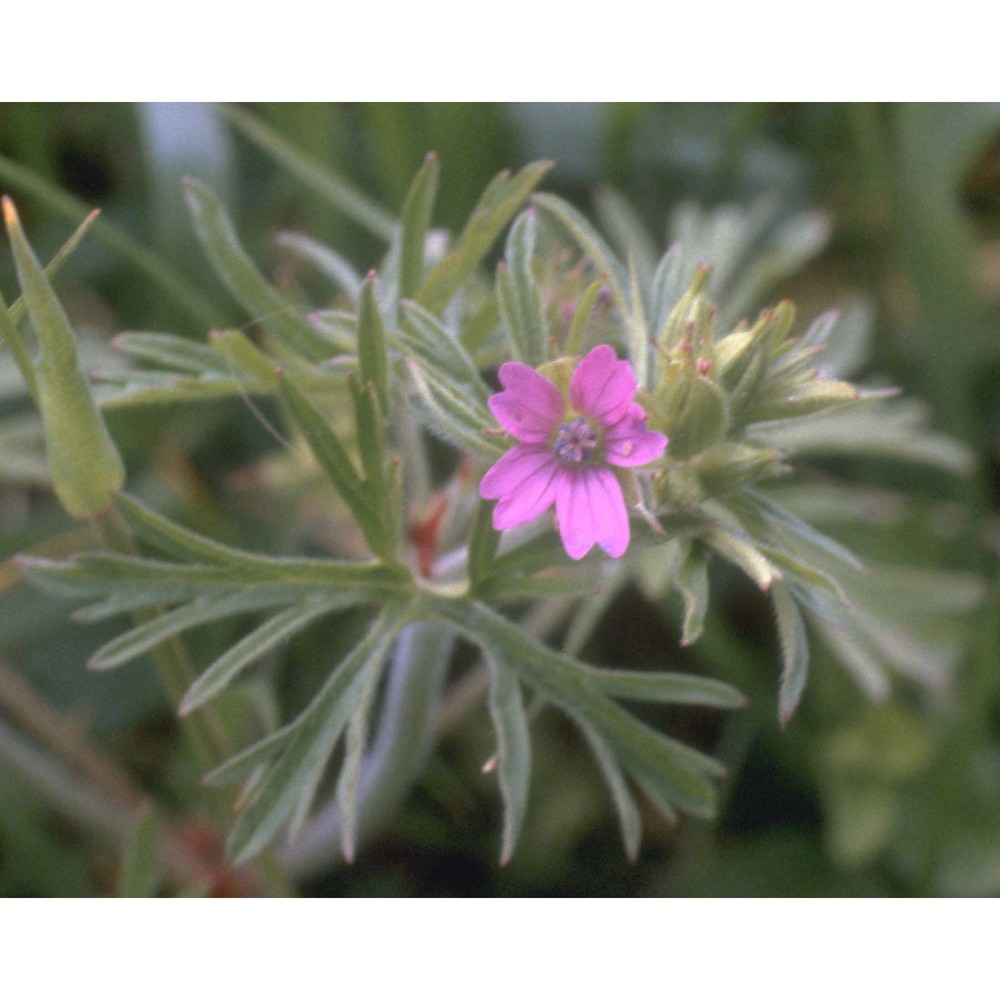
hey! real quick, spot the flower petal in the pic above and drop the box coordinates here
[488,362,564,443]
[569,345,637,427]
[555,466,629,560]
[603,403,669,468]
[480,444,560,530]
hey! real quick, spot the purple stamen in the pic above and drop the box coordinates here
[554,416,598,464]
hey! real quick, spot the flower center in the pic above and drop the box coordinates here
[553,416,599,465]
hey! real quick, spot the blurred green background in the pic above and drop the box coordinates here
[1,103,998,896]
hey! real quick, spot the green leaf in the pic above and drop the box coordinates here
[432,598,722,819]
[533,192,629,317]
[564,276,607,358]
[759,545,850,608]
[180,598,352,715]
[274,231,362,304]
[629,771,678,826]
[183,177,334,361]
[756,399,975,475]
[416,161,553,313]
[277,371,390,558]
[207,329,281,387]
[406,358,504,459]
[219,104,395,241]
[398,300,491,400]
[114,492,299,568]
[112,332,232,375]
[588,669,746,710]
[740,491,866,574]
[5,207,101,331]
[497,209,547,367]
[335,651,386,863]
[593,185,658,290]
[226,604,409,864]
[95,371,264,409]
[202,722,299,787]
[0,288,38,402]
[675,543,710,646]
[2,196,125,518]
[1,207,101,402]
[580,727,642,862]
[745,377,859,424]
[486,651,532,864]
[772,579,809,725]
[117,807,161,898]
[705,527,780,592]
[357,274,390,412]
[86,591,305,669]
[19,552,409,608]
[625,247,651,388]
[649,244,686,343]
[398,152,440,301]
[349,378,393,541]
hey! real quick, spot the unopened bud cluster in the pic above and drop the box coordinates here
[641,266,857,509]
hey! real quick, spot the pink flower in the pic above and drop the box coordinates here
[480,345,668,560]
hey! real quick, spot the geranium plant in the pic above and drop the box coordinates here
[0,120,980,893]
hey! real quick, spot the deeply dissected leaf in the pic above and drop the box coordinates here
[95,372,265,409]
[180,597,368,715]
[86,591,309,669]
[467,500,500,590]
[431,598,724,821]
[226,604,409,864]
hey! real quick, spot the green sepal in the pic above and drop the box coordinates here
[693,441,787,497]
